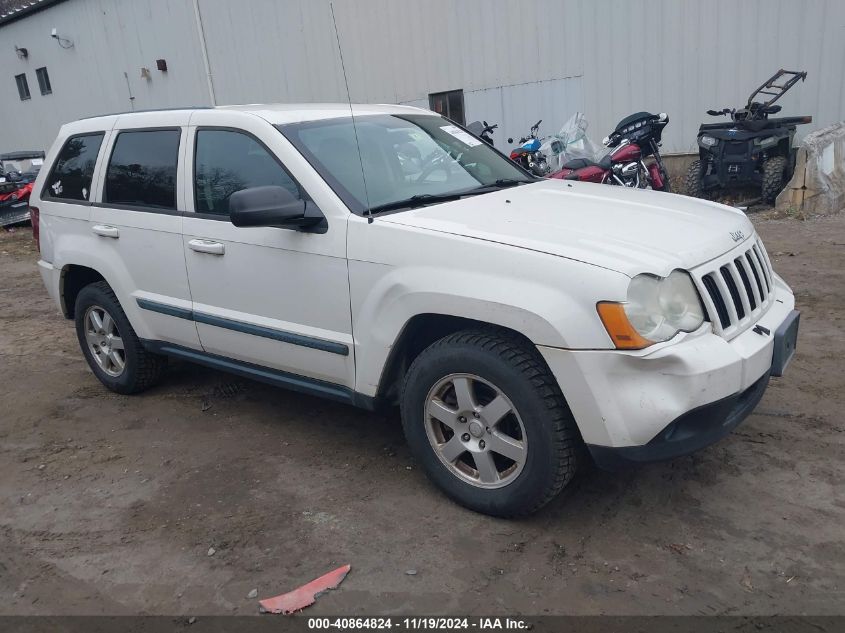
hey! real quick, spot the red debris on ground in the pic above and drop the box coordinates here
[258,564,351,615]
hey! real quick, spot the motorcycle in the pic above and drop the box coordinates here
[538,112,602,173]
[549,112,670,191]
[466,120,497,146]
[507,120,550,176]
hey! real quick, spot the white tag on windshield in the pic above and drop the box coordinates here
[31,158,44,166]
[440,124,482,148]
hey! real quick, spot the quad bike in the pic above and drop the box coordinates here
[686,69,812,203]
[1,150,43,228]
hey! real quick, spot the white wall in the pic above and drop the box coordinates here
[1,0,844,154]
[0,0,211,149]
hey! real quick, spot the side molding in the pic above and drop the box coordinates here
[136,298,349,356]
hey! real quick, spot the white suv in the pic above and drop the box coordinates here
[32,104,799,516]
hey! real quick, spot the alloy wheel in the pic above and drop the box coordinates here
[424,373,527,489]
[83,304,126,377]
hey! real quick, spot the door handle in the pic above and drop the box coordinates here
[92,225,119,238]
[188,239,225,255]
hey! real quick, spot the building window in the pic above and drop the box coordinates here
[15,73,30,101]
[36,67,52,95]
[428,89,465,125]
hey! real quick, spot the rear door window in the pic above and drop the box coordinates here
[194,129,300,215]
[104,129,180,209]
[44,133,105,201]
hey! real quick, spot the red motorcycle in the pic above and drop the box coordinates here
[549,112,670,191]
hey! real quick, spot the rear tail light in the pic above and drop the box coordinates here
[30,205,40,252]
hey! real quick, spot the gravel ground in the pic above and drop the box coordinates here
[0,212,843,616]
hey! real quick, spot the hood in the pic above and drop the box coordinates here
[378,180,754,277]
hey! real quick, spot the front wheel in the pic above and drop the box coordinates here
[400,329,581,517]
[653,166,671,192]
[761,155,787,203]
[684,159,706,198]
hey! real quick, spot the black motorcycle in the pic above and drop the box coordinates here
[466,120,497,146]
[686,69,812,203]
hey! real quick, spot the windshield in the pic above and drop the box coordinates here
[278,114,534,215]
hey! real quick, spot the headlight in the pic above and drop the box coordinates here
[754,136,778,148]
[597,271,705,349]
[699,135,718,147]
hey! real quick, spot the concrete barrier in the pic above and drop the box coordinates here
[776,122,845,216]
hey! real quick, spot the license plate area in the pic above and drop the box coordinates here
[771,310,800,377]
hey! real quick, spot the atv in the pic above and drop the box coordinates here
[686,69,812,203]
[1,150,44,228]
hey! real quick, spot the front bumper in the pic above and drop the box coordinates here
[588,371,770,469]
[539,276,796,466]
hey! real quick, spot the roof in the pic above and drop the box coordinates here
[0,0,65,27]
[73,103,434,127]
[217,102,432,125]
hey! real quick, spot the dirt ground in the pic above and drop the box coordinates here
[1,211,843,617]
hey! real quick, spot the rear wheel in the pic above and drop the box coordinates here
[74,281,167,394]
[400,329,581,517]
[761,155,787,203]
[684,159,706,198]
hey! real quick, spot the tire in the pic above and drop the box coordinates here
[400,328,581,517]
[684,159,705,198]
[761,155,787,203]
[74,281,167,394]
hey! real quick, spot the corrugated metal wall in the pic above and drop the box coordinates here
[0,0,210,149]
[1,0,844,154]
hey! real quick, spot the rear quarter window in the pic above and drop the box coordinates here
[104,129,180,210]
[43,133,105,201]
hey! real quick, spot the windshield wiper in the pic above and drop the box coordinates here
[366,179,534,215]
[464,178,535,195]
[367,193,466,214]
[493,178,534,187]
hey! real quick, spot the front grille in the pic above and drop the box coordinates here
[724,141,747,156]
[694,237,775,339]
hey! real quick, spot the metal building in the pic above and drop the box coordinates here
[1,0,843,155]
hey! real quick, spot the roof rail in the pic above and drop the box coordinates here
[76,106,214,121]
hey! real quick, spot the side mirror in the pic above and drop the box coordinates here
[229,186,326,233]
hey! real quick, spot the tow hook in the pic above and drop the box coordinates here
[753,324,771,336]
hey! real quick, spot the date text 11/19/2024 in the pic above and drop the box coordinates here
[307,617,530,630]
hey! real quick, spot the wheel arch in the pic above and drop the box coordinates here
[60,264,106,319]
[372,313,547,408]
